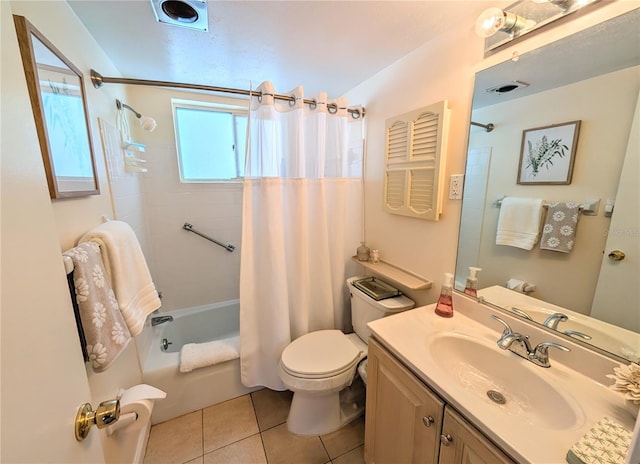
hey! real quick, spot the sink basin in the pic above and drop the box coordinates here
[426,332,584,430]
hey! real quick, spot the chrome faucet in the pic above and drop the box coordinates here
[491,315,532,359]
[542,312,568,329]
[510,306,533,321]
[541,313,593,340]
[562,330,592,340]
[530,342,571,368]
[490,314,570,368]
[151,315,174,326]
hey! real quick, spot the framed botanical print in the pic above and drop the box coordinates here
[517,120,581,185]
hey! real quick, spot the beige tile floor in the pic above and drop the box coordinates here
[144,389,365,464]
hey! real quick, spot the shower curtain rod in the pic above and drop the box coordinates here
[90,70,365,119]
[470,121,495,132]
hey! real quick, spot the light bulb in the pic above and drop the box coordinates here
[475,7,532,38]
[475,7,506,38]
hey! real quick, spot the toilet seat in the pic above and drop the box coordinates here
[281,330,362,379]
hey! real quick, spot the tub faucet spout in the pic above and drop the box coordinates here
[151,315,173,326]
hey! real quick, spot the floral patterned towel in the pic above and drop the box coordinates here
[540,202,581,253]
[64,242,131,372]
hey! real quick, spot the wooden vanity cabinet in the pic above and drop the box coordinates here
[365,338,515,464]
[439,407,515,464]
[365,337,445,464]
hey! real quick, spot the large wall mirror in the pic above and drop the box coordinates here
[14,15,99,199]
[457,8,639,363]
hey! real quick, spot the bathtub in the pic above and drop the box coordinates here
[141,300,259,424]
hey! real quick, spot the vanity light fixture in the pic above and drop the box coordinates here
[150,0,208,31]
[477,0,602,54]
[116,99,157,132]
[475,7,533,38]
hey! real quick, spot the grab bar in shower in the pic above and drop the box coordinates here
[183,222,236,252]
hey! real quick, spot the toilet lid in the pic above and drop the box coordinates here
[281,330,362,378]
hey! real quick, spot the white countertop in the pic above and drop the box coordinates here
[368,293,637,464]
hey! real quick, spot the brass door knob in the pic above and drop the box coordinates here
[608,250,626,261]
[75,399,120,441]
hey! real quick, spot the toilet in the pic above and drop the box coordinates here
[278,276,415,435]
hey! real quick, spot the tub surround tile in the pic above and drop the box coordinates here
[203,395,259,453]
[144,410,203,464]
[261,423,330,464]
[320,416,365,460]
[250,388,294,431]
[332,445,365,464]
[202,434,267,464]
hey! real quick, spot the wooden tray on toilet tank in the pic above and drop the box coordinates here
[353,277,401,301]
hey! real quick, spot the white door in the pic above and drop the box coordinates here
[591,92,640,332]
[1,3,104,461]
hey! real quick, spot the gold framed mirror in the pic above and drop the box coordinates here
[13,15,99,199]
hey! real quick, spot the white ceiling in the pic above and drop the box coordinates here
[68,0,502,97]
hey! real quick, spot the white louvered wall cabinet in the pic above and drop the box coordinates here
[383,100,451,221]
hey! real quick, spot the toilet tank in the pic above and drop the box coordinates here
[347,276,415,343]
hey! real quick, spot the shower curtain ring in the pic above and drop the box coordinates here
[309,99,317,110]
[257,91,263,103]
[327,103,338,114]
[289,95,297,107]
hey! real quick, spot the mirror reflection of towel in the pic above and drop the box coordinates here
[496,197,545,250]
[540,202,581,253]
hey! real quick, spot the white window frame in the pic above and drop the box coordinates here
[172,97,249,183]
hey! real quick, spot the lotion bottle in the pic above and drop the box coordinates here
[464,267,482,297]
[435,273,454,318]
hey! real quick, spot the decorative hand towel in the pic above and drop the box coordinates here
[180,336,240,373]
[566,417,632,464]
[540,202,581,253]
[64,242,132,372]
[80,220,161,336]
[496,197,545,250]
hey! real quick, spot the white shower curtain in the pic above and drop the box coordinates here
[240,82,364,389]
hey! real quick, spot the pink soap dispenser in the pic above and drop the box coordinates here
[435,273,454,318]
[464,267,482,297]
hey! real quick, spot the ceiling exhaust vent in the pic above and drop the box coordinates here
[150,0,208,31]
[485,80,530,95]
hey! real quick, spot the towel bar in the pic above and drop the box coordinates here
[183,222,236,252]
[494,196,600,215]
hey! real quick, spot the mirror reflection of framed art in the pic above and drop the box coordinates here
[517,120,581,185]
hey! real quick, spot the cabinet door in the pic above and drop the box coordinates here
[365,338,444,464]
[438,407,515,464]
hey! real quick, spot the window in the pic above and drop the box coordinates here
[172,99,248,181]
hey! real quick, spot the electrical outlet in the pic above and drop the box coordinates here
[449,174,464,200]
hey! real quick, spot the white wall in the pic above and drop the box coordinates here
[7,0,145,410]
[125,87,245,312]
[469,67,639,313]
[1,3,105,461]
[344,1,639,308]
[344,18,485,306]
